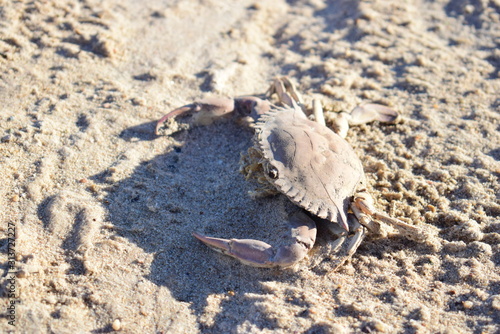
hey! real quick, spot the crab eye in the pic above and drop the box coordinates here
[268,167,278,179]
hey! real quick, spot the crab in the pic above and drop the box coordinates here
[156,77,427,269]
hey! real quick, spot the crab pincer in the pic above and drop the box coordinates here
[155,97,236,135]
[155,96,272,135]
[193,211,317,268]
[332,103,400,138]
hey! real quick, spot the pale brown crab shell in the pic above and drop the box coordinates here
[255,106,365,228]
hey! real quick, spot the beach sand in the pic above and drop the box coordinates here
[1,0,499,332]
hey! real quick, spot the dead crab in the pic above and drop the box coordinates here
[156,77,426,269]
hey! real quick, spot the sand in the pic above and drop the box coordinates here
[1,0,499,333]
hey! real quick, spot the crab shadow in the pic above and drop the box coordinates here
[101,110,439,332]
[101,120,317,332]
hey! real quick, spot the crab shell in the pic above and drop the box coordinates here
[254,106,365,229]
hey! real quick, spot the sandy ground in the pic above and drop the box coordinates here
[1,0,499,333]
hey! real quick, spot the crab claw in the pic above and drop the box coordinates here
[193,211,317,268]
[331,104,400,138]
[350,104,399,125]
[155,97,235,135]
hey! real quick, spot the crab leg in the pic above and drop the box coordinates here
[267,77,303,109]
[193,211,317,268]
[352,192,427,242]
[312,99,326,126]
[331,222,366,269]
[311,215,366,271]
